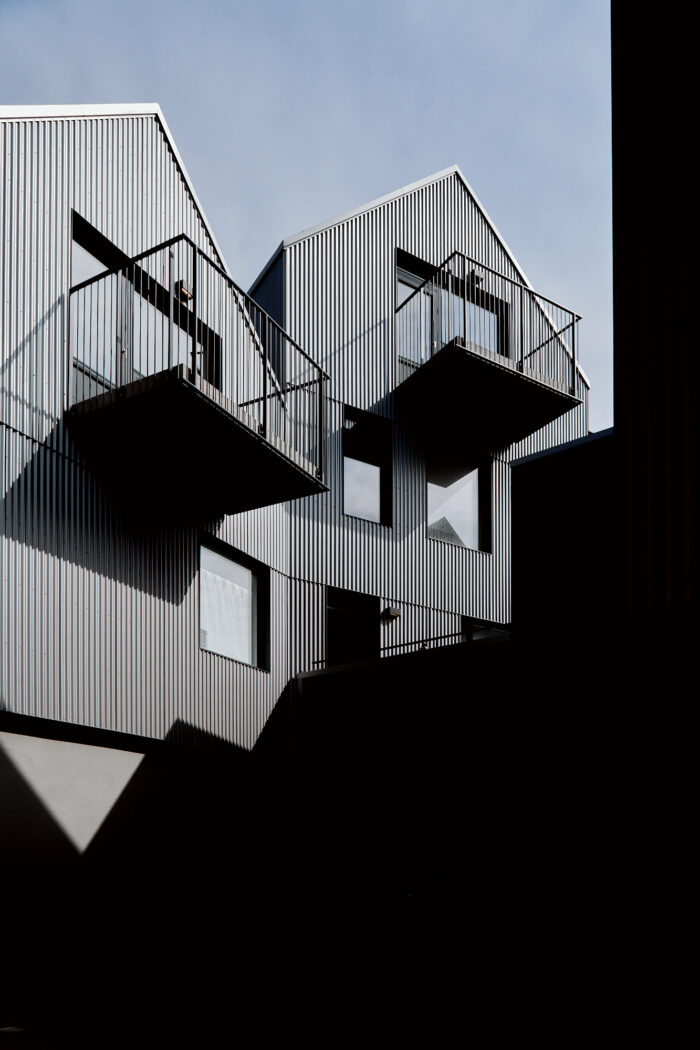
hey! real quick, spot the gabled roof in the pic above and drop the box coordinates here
[0,103,230,275]
[251,165,519,287]
[250,164,590,388]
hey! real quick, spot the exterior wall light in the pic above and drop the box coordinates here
[175,279,193,303]
[382,607,401,621]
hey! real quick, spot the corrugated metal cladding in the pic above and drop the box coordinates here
[0,115,222,446]
[276,170,589,676]
[0,112,290,749]
[2,121,589,750]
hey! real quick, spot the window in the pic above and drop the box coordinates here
[397,266,423,307]
[342,405,392,526]
[70,211,223,399]
[464,300,499,355]
[395,248,510,364]
[199,542,269,668]
[70,213,129,403]
[427,462,492,551]
[344,456,381,523]
[396,249,438,368]
[71,240,105,287]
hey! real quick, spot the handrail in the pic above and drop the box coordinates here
[396,247,582,322]
[310,623,511,667]
[381,624,510,654]
[70,232,329,379]
[238,374,324,408]
[524,317,575,362]
[395,247,581,393]
[69,233,329,480]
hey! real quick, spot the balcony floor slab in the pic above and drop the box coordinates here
[394,338,581,485]
[66,365,327,523]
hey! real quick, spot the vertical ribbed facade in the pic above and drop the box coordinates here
[270,170,589,677]
[1,110,289,749]
[2,118,588,750]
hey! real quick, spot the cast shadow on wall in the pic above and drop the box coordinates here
[0,415,227,604]
[1,297,227,604]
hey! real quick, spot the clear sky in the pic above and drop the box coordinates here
[0,0,612,430]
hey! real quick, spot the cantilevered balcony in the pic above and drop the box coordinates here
[394,252,581,485]
[67,236,328,521]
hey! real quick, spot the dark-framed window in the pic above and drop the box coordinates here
[199,536,270,670]
[395,249,439,368]
[396,247,510,361]
[342,404,392,526]
[396,248,437,299]
[427,460,492,552]
[71,211,129,285]
[458,277,509,359]
[70,211,222,393]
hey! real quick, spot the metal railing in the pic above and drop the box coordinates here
[310,623,511,667]
[69,234,329,480]
[395,250,580,394]
[380,623,511,656]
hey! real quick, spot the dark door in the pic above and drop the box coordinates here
[326,587,380,667]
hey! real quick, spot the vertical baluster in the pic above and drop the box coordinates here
[572,310,577,395]
[462,254,466,346]
[262,314,268,438]
[88,282,93,399]
[318,371,324,480]
[168,249,173,371]
[191,244,197,381]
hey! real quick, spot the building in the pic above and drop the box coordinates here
[0,103,589,1042]
[0,103,587,747]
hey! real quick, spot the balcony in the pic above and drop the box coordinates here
[67,236,328,522]
[394,251,581,485]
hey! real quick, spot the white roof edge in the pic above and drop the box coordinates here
[248,168,461,293]
[0,103,164,119]
[0,103,231,278]
[250,164,590,387]
[451,165,590,388]
[279,165,464,248]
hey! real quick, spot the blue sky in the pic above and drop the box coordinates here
[0,0,612,429]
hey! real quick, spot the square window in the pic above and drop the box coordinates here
[427,462,492,552]
[199,543,269,668]
[344,456,381,523]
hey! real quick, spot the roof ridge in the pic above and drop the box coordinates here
[249,165,590,389]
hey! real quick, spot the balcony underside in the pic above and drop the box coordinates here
[394,339,581,485]
[66,365,327,522]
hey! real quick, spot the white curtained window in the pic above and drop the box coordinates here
[200,546,257,665]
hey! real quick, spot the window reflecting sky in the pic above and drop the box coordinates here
[71,241,105,287]
[344,456,381,523]
[427,469,479,548]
